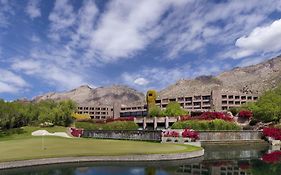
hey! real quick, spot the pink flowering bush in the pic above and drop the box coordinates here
[262,151,281,164]
[70,127,84,137]
[180,112,233,122]
[238,110,253,119]
[106,117,134,123]
[263,127,281,140]
[182,128,199,140]
[198,112,233,121]
[162,130,179,137]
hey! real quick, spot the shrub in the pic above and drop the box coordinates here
[162,102,188,117]
[70,127,84,137]
[162,130,179,137]
[72,113,91,120]
[263,127,281,140]
[262,151,281,164]
[179,115,191,121]
[242,84,281,122]
[106,117,134,123]
[197,112,233,121]
[171,119,241,130]
[148,105,162,117]
[182,129,199,140]
[180,112,233,122]
[75,121,139,130]
[238,110,253,119]
[229,108,239,116]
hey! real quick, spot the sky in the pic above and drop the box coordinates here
[1,0,281,100]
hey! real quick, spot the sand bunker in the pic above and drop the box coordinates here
[32,130,72,138]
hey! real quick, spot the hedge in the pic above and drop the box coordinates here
[75,121,139,130]
[171,119,241,130]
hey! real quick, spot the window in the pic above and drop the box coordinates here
[202,96,210,100]
[194,96,201,100]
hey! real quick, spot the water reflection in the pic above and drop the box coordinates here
[2,144,281,175]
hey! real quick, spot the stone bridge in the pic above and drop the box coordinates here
[134,117,179,130]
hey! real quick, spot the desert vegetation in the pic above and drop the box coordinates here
[0,99,77,132]
[149,102,188,117]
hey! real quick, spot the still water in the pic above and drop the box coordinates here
[1,144,281,175]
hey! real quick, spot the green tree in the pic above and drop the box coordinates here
[0,99,77,131]
[243,84,281,122]
[148,105,162,117]
[162,102,188,117]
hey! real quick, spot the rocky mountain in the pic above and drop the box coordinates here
[33,55,281,105]
[159,55,281,98]
[33,85,145,106]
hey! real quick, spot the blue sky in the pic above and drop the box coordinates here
[1,0,281,100]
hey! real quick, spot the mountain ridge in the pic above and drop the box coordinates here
[33,55,281,106]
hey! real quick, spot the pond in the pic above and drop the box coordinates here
[1,144,281,175]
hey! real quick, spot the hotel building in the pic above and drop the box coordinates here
[76,89,258,119]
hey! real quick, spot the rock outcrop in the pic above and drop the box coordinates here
[159,55,281,98]
[33,85,145,106]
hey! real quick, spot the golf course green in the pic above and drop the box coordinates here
[0,127,202,162]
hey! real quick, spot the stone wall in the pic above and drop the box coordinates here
[198,130,262,141]
[82,130,162,142]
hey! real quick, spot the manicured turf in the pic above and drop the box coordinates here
[0,127,202,162]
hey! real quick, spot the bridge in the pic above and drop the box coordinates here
[134,117,179,130]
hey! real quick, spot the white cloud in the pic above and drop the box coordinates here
[25,0,41,19]
[11,48,88,91]
[0,69,29,93]
[5,0,281,94]
[234,18,281,59]
[161,0,281,59]
[48,0,76,41]
[133,78,149,86]
[30,35,41,42]
[121,61,228,91]
[0,0,14,27]
[89,0,188,61]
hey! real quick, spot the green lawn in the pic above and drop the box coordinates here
[0,127,202,162]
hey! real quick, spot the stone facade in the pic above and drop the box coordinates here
[76,89,258,119]
[82,130,162,142]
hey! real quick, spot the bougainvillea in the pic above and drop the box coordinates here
[238,110,253,119]
[162,131,179,137]
[182,128,199,140]
[263,127,281,140]
[180,115,191,121]
[261,151,281,164]
[70,127,84,137]
[180,112,233,122]
[106,117,134,123]
[198,112,233,121]
[238,162,251,170]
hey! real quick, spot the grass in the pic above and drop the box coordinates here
[0,127,202,162]
[0,126,67,140]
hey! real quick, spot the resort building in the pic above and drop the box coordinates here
[76,89,258,119]
[120,105,148,118]
[156,89,258,112]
